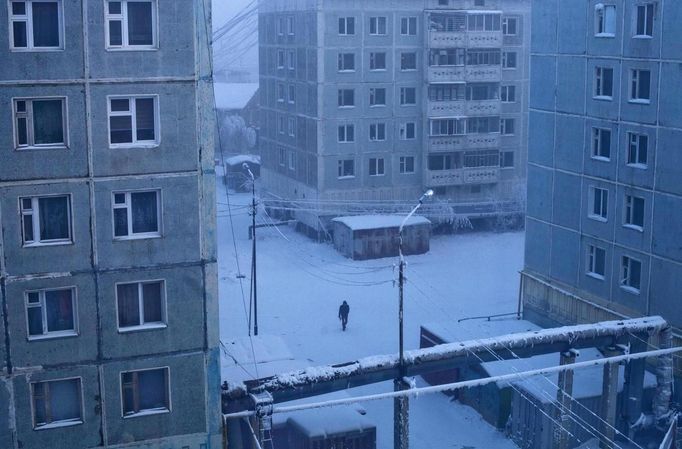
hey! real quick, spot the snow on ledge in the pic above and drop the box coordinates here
[332,215,431,231]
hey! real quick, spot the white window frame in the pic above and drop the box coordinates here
[107,95,160,148]
[338,16,355,35]
[25,287,78,340]
[623,194,645,231]
[502,51,517,69]
[277,116,285,134]
[399,122,416,140]
[286,15,295,36]
[20,194,73,247]
[112,189,162,240]
[621,256,642,294]
[594,67,614,100]
[400,52,417,71]
[369,52,387,71]
[502,17,517,36]
[337,52,355,72]
[337,89,355,108]
[288,151,296,170]
[12,97,68,150]
[369,123,386,142]
[278,147,286,166]
[120,367,171,418]
[588,186,609,222]
[500,118,515,135]
[368,157,385,176]
[629,69,651,104]
[500,85,516,103]
[31,377,84,430]
[591,127,611,160]
[277,17,284,36]
[369,16,387,36]
[8,0,64,51]
[626,132,648,168]
[400,87,416,106]
[288,85,296,104]
[500,151,514,168]
[369,88,386,107]
[399,156,415,174]
[633,3,654,38]
[287,50,296,70]
[276,49,285,69]
[287,117,296,137]
[586,245,606,280]
[400,17,417,36]
[337,124,354,143]
[595,4,616,37]
[337,159,355,179]
[104,0,158,50]
[277,83,285,103]
[115,280,167,332]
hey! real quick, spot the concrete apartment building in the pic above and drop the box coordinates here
[258,0,530,233]
[522,0,682,374]
[0,1,221,448]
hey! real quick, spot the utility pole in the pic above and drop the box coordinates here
[395,189,433,449]
[244,163,258,336]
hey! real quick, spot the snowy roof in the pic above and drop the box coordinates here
[332,215,431,231]
[287,407,375,438]
[214,82,259,110]
[221,334,297,386]
[224,154,261,167]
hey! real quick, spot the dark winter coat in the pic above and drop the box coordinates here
[339,303,350,319]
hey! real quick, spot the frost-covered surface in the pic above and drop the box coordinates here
[224,154,261,167]
[218,174,524,448]
[214,82,258,110]
[332,215,431,231]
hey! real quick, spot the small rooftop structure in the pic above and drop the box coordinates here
[222,154,260,192]
[331,215,431,260]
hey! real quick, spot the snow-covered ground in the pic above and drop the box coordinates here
[217,175,524,448]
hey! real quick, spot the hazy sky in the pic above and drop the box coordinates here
[212,0,251,30]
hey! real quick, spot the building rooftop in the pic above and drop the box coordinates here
[214,82,259,110]
[332,215,431,231]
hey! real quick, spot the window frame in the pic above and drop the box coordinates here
[287,49,296,70]
[501,51,517,69]
[591,127,611,160]
[337,124,355,143]
[104,0,159,51]
[586,244,606,280]
[399,87,416,106]
[287,117,295,137]
[500,151,514,168]
[337,52,355,72]
[288,150,296,171]
[19,194,73,247]
[111,189,162,240]
[115,279,167,332]
[623,194,645,231]
[399,122,416,140]
[278,147,286,166]
[588,186,609,222]
[621,255,642,294]
[500,118,515,135]
[594,4,616,37]
[368,157,385,176]
[369,51,387,71]
[107,95,160,148]
[629,69,651,104]
[369,123,386,142]
[31,377,84,430]
[399,156,415,174]
[502,17,517,36]
[337,89,355,108]
[276,49,285,69]
[12,96,69,150]
[8,0,65,51]
[626,131,648,168]
[337,159,355,179]
[500,85,516,103]
[120,367,171,418]
[369,16,387,36]
[338,16,355,36]
[633,3,654,38]
[287,85,296,104]
[594,66,614,100]
[25,287,78,340]
[400,16,417,36]
[400,52,417,71]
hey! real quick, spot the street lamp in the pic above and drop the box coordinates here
[394,189,433,449]
[243,163,259,336]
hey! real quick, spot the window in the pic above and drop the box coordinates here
[338,53,355,71]
[26,288,77,339]
[278,147,286,166]
[438,0,448,5]
[286,16,294,35]
[116,281,165,331]
[338,124,354,143]
[400,17,417,35]
[502,51,517,69]
[624,194,645,229]
[20,195,72,246]
[429,14,466,32]
[287,50,295,70]
[399,156,415,174]
[369,88,386,106]
[630,69,651,102]
[501,85,516,103]
[121,367,170,417]
[277,17,284,36]
[105,1,156,49]
[400,87,416,105]
[400,52,417,71]
[587,245,606,279]
[467,116,500,134]
[594,67,614,98]
[430,48,465,66]
[500,118,515,135]
[9,0,62,50]
[276,49,284,68]
[288,151,296,170]
[369,16,387,35]
[277,84,285,102]
[595,4,616,36]
[338,17,355,35]
[369,52,386,71]
[430,119,464,136]
[464,150,499,168]
[369,158,385,176]
[500,151,514,168]
[467,14,501,31]
[466,83,498,101]
[634,3,654,37]
[287,117,295,137]
[428,154,455,171]
[369,123,386,141]
[277,116,285,134]
[621,256,642,292]
[399,122,416,140]
[108,96,158,146]
[474,0,485,5]
[589,186,609,221]
[466,49,501,66]
[430,84,465,101]
[13,98,67,149]
[338,89,355,107]
[32,378,82,428]
[288,85,296,104]
[113,190,160,239]
[592,127,611,159]
[502,17,517,35]
[337,159,355,178]
[627,132,648,167]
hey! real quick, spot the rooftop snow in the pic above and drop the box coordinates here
[332,215,431,231]
[224,154,261,167]
[214,82,258,110]
[287,406,375,437]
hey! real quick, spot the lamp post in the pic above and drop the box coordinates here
[244,163,258,336]
[394,189,433,449]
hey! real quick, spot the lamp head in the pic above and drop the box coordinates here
[242,162,249,170]
[425,189,434,198]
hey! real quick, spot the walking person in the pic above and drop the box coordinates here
[338,300,350,331]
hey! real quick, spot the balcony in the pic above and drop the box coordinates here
[465,65,501,82]
[428,134,500,152]
[427,100,466,117]
[425,167,500,187]
[427,66,465,83]
[428,65,501,83]
[429,31,466,48]
[465,100,501,115]
[466,31,503,48]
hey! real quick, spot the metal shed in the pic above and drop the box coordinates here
[331,215,431,260]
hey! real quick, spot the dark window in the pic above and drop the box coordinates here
[32,378,82,428]
[117,281,164,329]
[121,368,170,416]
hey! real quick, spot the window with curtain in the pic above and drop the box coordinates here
[121,368,169,415]
[105,1,156,48]
[112,190,160,238]
[32,378,82,428]
[20,195,71,245]
[14,98,66,149]
[117,280,165,330]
